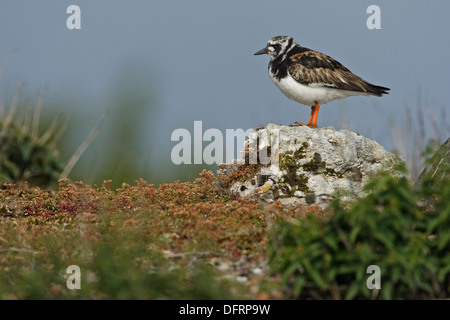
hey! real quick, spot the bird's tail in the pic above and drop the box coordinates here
[366,83,390,96]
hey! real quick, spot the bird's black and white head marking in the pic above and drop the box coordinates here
[255,36,295,60]
[266,36,295,60]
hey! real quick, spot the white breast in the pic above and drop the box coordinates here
[269,72,367,106]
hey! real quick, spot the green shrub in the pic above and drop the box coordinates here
[0,242,241,300]
[0,89,64,189]
[268,162,450,299]
[0,122,63,187]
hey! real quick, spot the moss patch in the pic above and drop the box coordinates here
[302,152,325,173]
[327,168,344,178]
[278,142,312,195]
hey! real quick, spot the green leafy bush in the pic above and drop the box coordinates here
[0,122,63,187]
[268,162,450,299]
[0,89,65,188]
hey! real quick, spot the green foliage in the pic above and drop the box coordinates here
[0,122,63,187]
[0,230,240,300]
[268,161,450,299]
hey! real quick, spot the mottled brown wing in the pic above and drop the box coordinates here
[288,50,389,96]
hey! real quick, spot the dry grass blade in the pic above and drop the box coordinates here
[1,82,22,135]
[61,111,108,179]
[31,85,48,140]
[38,111,65,146]
[0,247,40,255]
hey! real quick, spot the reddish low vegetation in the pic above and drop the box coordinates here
[0,169,323,299]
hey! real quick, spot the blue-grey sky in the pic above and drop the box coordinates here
[1,1,449,183]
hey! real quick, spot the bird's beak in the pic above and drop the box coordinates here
[254,46,269,55]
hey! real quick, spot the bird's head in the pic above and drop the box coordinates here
[254,36,295,60]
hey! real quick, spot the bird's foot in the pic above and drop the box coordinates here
[293,121,317,129]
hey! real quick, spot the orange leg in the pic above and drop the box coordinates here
[296,101,320,128]
[311,101,320,128]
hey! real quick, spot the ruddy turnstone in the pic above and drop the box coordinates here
[254,36,390,128]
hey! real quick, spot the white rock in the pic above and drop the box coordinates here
[228,124,404,206]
